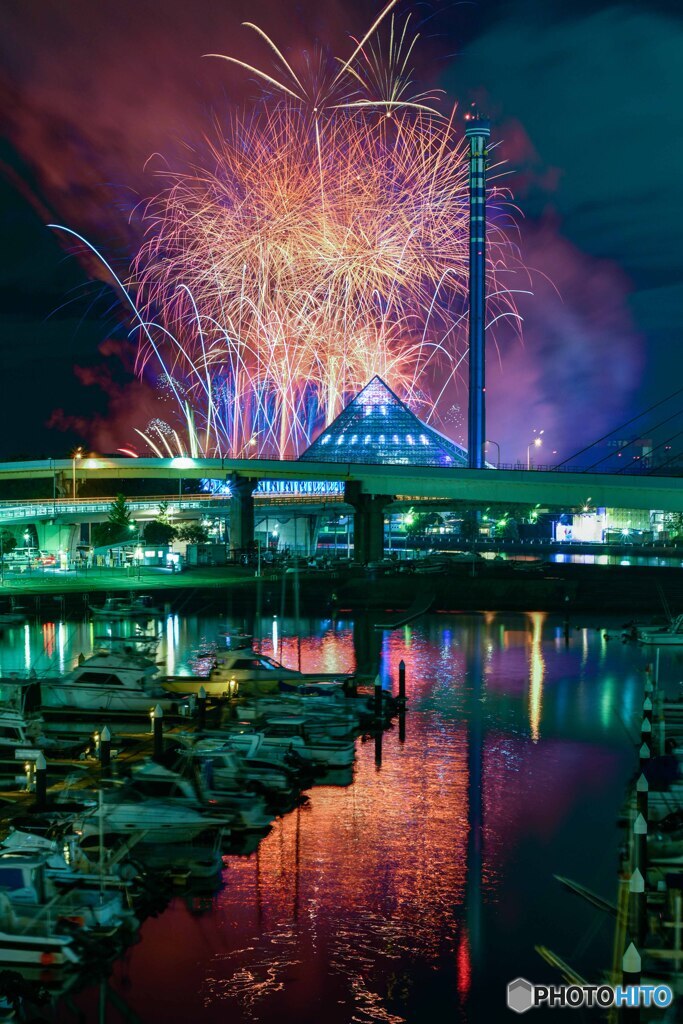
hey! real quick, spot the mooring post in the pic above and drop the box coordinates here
[398,660,406,702]
[374,676,382,721]
[375,731,382,766]
[100,725,111,774]
[636,773,648,821]
[153,704,164,760]
[640,715,652,747]
[197,685,207,733]
[639,742,650,775]
[629,868,646,950]
[633,812,647,881]
[620,942,641,1023]
[35,752,47,810]
[642,696,653,726]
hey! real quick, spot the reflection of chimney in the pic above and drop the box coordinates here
[465,114,490,470]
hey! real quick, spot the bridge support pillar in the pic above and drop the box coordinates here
[34,521,78,553]
[229,475,257,555]
[345,483,392,565]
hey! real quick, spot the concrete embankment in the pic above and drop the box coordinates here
[2,562,683,616]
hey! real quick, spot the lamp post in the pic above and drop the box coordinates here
[527,436,543,470]
[72,446,83,501]
[484,439,500,469]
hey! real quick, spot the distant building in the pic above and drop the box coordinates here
[299,376,467,467]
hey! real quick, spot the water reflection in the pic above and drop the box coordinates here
[527,612,545,743]
[0,612,665,1022]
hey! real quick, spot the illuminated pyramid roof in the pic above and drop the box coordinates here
[299,376,467,467]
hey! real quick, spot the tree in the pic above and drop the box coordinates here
[0,530,16,557]
[144,520,177,545]
[92,494,134,548]
[403,511,441,537]
[176,522,210,544]
[108,494,132,530]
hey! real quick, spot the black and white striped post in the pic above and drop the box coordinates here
[35,752,47,810]
[152,704,164,760]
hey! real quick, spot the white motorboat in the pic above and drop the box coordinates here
[187,737,299,798]
[639,614,683,645]
[78,789,228,845]
[89,595,162,621]
[163,649,352,697]
[0,709,84,772]
[131,758,273,834]
[0,899,79,967]
[238,696,360,737]
[41,650,186,713]
[259,717,356,769]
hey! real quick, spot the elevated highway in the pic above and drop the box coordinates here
[1,457,681,562]
[0,457,681,511]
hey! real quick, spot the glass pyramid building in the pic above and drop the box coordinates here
[299,376,468,467]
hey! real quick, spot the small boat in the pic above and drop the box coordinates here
[41,650,186,713]
[259,717,356,769]
[131,758,273,835]
[187,737,300,799]
[639,614,683,645]
[163,649,353,698]
[0,897,79,967]
[0,709,84,776]
[89,595,162,621]
[78,789,228,845]
[238,696,359,737]
[0,848,135,933]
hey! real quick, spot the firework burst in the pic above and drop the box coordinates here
[125,4,523,458]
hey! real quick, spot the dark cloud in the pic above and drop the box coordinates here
[444,3,683,426]
[1,0,679,460]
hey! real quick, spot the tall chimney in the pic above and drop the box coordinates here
[465,114,490,470]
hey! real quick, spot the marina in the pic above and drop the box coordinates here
[0,607,667,1021]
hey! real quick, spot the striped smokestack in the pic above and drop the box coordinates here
[465,113,490,470]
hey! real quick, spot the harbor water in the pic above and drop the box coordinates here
[0,611,667,1022]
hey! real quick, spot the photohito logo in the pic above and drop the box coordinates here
[506,978,673,1013]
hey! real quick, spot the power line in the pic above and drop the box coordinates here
[555,386,683,469]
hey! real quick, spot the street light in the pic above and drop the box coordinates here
[527,436,542,470]
[72,446,84,500]
[484,439,500,469]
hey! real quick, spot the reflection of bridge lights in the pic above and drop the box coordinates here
[527,611,545,743]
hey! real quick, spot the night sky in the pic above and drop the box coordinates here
[1,0,682,462]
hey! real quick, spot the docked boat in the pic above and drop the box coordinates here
[248,717,357,769]
[77,788,228,845]
[131,758,273,834]
[0,848,135,933]
[238,696,360,737]
[187,736,301,798]
[163,648,353,697]
[89,595,162,621]
[40,649,186,713]
[0,709,84,777]
[0,897,79,968]
[639,614,683,645]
